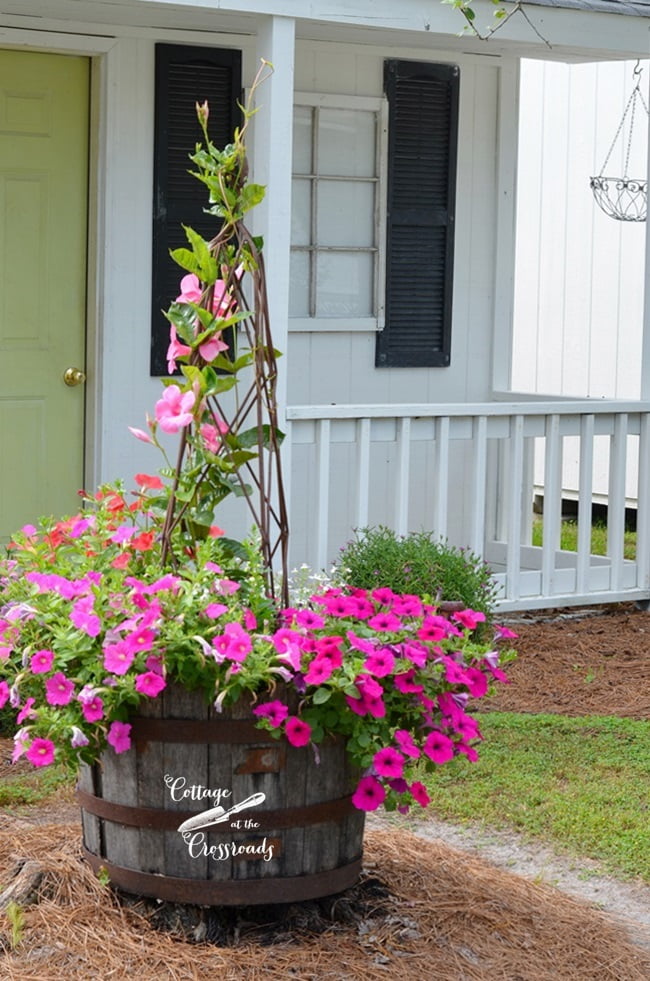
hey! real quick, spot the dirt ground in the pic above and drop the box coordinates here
[1,603,650,979]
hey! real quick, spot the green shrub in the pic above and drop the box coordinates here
[335,527,498,621]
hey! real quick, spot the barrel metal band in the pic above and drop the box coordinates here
[76,787,357,831]
[129,717,276,746]
[81,846,362,905]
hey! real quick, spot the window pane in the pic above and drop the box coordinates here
[317,180,375,247]
[316,251,374,317]
[291,178,311,246]
[319,109,376,177]
[289,250,310,317]
[293,106,312,175]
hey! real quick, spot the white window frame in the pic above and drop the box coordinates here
[289,92,387,333]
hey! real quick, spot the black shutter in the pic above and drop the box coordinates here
[377,60,459,368]
[151,44,242,375]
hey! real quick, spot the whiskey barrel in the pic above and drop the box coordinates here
[77,685,364,905]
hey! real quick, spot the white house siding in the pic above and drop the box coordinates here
[512,58,648,508]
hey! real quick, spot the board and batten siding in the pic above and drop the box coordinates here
[512,58,647,508]
[287,46,506,566]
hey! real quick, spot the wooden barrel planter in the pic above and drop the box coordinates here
[77,684,365,906]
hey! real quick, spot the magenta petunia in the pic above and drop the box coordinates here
[26,737,55,768]
[423,729,455,764]
[409,781,431,807]
[304,654,335,685]
[393,670,424,694]
[363,648,395,677]
[367,611,403,633]
[285,716,312,747]
[394,729,421,758]
[373,746,405,778]
[463,666,489,698]
[253,700,289,728]
[107,721,132,754]
[30,648,55,674]
[295,609,325,629]
[16,697,37,724]
[81,695,104,723]
[352,775,386,812]
[45,672,75,706]
[0,680,9,709]
[453,609,486,631]
[134,671,166,697]
[103,641,136,676]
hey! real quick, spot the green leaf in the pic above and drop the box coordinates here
[202,367,237,397]
[239,183,266,213]
[169,248,201,277]
[312,687,332,705]
[234,425,285,450]
[182,225,218,283]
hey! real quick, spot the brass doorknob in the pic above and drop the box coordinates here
[63,367,86,387]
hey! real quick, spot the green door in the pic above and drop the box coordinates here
[0,50,89,542]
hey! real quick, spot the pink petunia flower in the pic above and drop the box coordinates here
[253,700,289,728]
[45,672,75,706]
[394,729,421,759]
[17,697,37,724]
[367,611,403,633]
[423,730,455,765]
[26,737,55,768]
[81,695,104,723]
[134,671,166,697]
[409,781,431,807]
[0,680,9,709]
[107,721,132,754]
[285,716,312,747]
[352,775,386,812]
[453,609,486,631]
[103,642,136,676]
[373,746,405,779]
[70,596,101,637]
[154,384,196,434]
[304,654,335,685]
[363,648,395,677]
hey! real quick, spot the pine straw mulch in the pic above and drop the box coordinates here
[485,603,650,719]
[1,822,649,981]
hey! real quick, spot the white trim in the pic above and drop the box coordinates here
[294,92,383,111]
[288,317,377,332]
[286,398,650,420]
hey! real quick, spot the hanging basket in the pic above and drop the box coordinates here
[590,63,649,223]
[589,176,647,222]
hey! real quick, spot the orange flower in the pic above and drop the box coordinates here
[134,473,164,490]
[131,531,155,552]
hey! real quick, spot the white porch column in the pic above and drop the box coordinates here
[641,65,650,399]
[251,16,295,514]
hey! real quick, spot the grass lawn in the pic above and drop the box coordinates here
[420,712,650,881]
[532,518,636,561]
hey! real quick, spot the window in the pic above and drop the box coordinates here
[289,94,386,331]
[377,60,459,368]
[151,44,241,375]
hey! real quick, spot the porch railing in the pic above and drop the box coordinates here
[285,399,650,612]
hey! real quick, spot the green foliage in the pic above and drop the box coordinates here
[5,902,25,950]
[418,712,650,881]
[532,518,636,561]
[0,762,72,807]
[335,527,498,621]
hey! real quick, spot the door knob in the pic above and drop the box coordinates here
[63,367,86,387]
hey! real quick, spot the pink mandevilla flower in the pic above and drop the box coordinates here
[154,384,196,434]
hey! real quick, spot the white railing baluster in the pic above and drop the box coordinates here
[636,412,650,589]
[607,413,628,592]
[432,416,450,539]
[469,415,488,555]
[285,399,650,611]
[395,417,411,535]
[315,419,330,571]
[542,414,562,596]
[355,417,371,528]
[506,415,524,601]
[576,414,595,594]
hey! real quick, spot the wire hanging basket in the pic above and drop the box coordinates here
[590,62,649,223]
